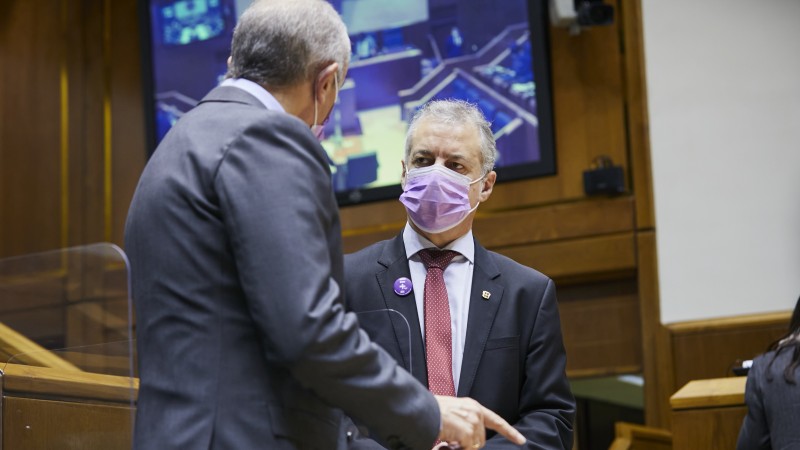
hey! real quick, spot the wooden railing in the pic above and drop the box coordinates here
[608,421,672,450]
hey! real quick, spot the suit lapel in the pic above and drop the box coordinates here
[457,241,504,397]
[376,235,428,385]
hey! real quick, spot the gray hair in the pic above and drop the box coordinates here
[225,0,350,88]
[405,99,498,175]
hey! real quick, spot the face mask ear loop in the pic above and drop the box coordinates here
[312,89,319,129]
[334,72,339,104]
[466,172,488,211]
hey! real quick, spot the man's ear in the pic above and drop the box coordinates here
[227,55,233,69]
[314,62,339,103]
[400,160,408,186]
[479,170,497,202]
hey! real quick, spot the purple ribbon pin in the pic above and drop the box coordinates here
[393,277,413,296]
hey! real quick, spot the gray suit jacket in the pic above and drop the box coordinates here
[737,349,800,450]
[125,86,439,450]
[343,234,575,449]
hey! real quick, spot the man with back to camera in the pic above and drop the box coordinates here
[124,1,526,449]
[344,100,576,449]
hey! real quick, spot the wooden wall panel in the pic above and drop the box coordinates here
[619,0,655,230]
[3,397,133,450]
[498,233,636,283]
[560,280,642,377]
[0,0,146,259]
[473,197,635,248]
[0,1,64,257]
[637,231,674,429]
[668,312,790,389]
[109,0,148,246]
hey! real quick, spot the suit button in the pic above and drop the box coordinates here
[346,430,354,442]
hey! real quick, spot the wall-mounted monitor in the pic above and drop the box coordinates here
[140,0,556,206]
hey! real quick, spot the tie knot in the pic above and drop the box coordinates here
[418,248,458,270]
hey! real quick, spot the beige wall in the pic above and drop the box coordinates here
[642,0,800,323]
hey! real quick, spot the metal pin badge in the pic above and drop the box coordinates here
[393,277,413,296]
[482,291,491,300]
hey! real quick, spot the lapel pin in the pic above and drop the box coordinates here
[482,290,491,300]
[393,277,413,296]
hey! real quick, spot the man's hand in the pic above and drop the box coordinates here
[435,395,526,449]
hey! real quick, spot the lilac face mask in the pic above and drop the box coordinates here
[399,164,484,234]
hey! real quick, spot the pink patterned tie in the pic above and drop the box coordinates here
[418,248,458,397]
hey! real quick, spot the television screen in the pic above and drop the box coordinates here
[140,0,556,206]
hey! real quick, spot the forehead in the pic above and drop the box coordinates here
[409,117,482,162]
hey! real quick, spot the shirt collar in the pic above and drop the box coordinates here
[220,78,285,113]
[402,222,475,264]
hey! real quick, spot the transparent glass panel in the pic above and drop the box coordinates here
[0,243,135,448]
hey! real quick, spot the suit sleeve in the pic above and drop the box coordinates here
[214,117,438,449]
[736,360,771,450]
[486,278,575,450]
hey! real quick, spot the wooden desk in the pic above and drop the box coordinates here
[1,363,137,449]
[670,377,747,450]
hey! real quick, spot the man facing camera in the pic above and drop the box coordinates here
[125,1,524,448]
[344,100,575,449]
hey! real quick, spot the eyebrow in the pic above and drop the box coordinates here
[411,149,467,161]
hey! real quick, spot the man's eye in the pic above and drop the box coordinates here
[413,158,431,166]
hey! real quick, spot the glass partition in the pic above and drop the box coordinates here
[0,243,135,448]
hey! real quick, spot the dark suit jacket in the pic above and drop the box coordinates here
[737,349,800,449]
[343,234,575,449]
[125,86,439,450]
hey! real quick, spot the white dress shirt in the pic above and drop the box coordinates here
[220,77,285,113]
[403,223,475,392]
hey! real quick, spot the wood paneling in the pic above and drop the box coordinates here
[668,312,789,389]
[637,231,673,429]
[671,406,746,450]
[560,280,642,377]
[473,197,635,248]
[0,1,64,257]
[109,0,148,245]
[670,377,747,449]
[2,396,133,450]
[498,232,636,283]
[671,377,747,450]
[0,0,146,259]
[343,196,636,254]
[618,0,655,230]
